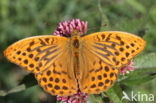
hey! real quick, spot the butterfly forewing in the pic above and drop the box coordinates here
[82,31,146,68]
[80,31,146,94]
[4,36,77,96]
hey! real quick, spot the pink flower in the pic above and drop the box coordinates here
[120,61,135,75]
[53,19,88,37]
[57,91,89,103]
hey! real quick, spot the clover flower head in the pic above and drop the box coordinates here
[53,19,88,37]
[57,91,89,103]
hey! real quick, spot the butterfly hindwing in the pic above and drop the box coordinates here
[35,51,78,96]
[79,49,118,94]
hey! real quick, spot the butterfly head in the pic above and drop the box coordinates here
[70,29,82,36]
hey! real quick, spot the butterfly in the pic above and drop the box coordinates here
[4,31,146,96]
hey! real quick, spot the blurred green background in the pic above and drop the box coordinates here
[0,0,156,103]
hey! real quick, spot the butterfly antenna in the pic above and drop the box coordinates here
[87,24,108,33]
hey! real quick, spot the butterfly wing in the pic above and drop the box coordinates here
[79,50,119,94]
[4,36,77,96]
[79,31,146,94]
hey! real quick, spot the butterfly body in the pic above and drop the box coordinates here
[70,35,81,79]
[4,31,146,96]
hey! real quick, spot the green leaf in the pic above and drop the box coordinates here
[0,73,38,97]
[0,84,25,96]
[89,94,103,103]
[134,53,156,69]
[120,72,156,86]
[105,83,128,103]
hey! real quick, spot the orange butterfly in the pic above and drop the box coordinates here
[4,31,146,96]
